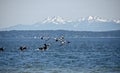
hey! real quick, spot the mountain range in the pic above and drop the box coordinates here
[1,16,120,31]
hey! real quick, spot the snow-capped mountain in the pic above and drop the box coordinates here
[87,16,108,22]
[113,20,120,24]
[41,16,120,24]
[78,16,110,23]
[2,16,120,31]
[42,16,66,24]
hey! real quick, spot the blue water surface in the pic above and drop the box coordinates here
[0,31,120,73]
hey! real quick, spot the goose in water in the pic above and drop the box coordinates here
[67,41,71,44]
[54,36,71,46]
[0,47,4,52]
[38,44,50,51]
[40,36,44,40]
[54,36,64,42]
[54,38,59,42]
[19,46,27,51]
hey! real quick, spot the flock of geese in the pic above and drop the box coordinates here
[0,36,70,52]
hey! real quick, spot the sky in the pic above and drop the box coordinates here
[0,0,120,28]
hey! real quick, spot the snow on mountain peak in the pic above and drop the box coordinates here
[86,16,109,23]
[88,16,94,21]
[41,16,120,24]
[113,20,120,24]
[42,16,66,24]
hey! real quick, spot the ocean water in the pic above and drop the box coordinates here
[0,31,120,73]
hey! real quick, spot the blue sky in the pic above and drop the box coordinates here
[0,0,120,28]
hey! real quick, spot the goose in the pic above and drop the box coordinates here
[0,47,4,52]
[19,46,27,51]
[54,36,64,42]
[38,44,50,51]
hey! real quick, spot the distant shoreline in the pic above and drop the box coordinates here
[0,30,120,38]
[0,29,120,32]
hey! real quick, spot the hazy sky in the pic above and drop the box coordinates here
[0,0,120,28]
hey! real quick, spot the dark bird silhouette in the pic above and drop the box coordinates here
[40,36,44,40]
[55,38,59,42]
[19,46,27,51]
[0,47,4,52]
[54,36,71,46]
[54,36,64,42]
[38,44,50,51]
[67,41,71,44]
